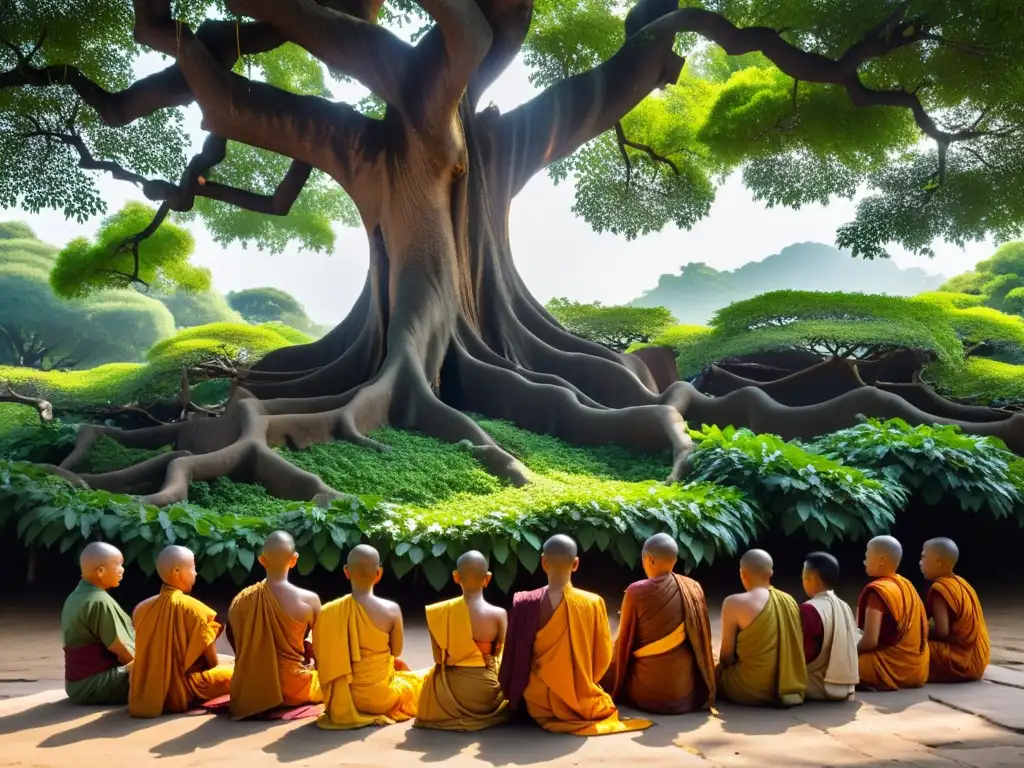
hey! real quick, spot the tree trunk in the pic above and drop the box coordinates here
[46,0,1024,505]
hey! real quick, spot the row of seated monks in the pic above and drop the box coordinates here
[60,530,990,733]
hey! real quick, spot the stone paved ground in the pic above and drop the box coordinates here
[3,593,1022,767]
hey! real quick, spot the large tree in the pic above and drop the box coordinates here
[2,0,1023,505]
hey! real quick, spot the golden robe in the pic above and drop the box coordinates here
[313,594,424,730]
[522,586,651,735]
[129,585,233,717]
[717,587,807,707]
[228,581,322,720]
[927,576,990,683]
[857,575,929,691]
[415,596,508,731]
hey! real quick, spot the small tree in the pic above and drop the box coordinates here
[546,298,675,352]
[0,226,175,369]
[227,287,326,336]
[941,242,1024,317]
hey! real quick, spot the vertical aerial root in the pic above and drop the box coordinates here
[447,344,694,481]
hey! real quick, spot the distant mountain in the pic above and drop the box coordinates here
[631,242,945,325]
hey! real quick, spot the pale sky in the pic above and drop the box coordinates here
[3,52,992,326]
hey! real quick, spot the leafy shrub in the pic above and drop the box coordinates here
[545,298,676,352]
[929,358,1024,405]
[78,436,169,474]
[809,419,1024,521]
[688,425,906,543]
[0,419,78,463]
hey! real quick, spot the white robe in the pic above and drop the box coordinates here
[805,591,860,701]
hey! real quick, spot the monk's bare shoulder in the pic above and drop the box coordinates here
[295,585,321,609]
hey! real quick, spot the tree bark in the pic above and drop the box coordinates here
[40,0,1024,504]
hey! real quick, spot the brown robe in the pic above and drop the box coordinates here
[605,573,716,714]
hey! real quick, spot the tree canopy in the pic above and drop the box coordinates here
[1,1,1021,267]
[227,287,327,337]
[0,224,176,369]
[545,297,675,351]
[155,289,243,327]
[941,242,1024,316]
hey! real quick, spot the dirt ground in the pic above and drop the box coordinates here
[2,587,1024,767]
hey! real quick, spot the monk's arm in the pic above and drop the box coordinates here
[930,593,952,641]
[718,597,739,666]
[858,603,884,652]
[108,637,134,665]
[390,607,405,659]
[91,600,135,664]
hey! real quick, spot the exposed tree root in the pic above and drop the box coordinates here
[1,383,53,423]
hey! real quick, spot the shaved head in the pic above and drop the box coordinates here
[156,545,194,581]
[924,537,959,566]
[643,533,678,561]
[456,550,489,579]
[260,530,297,573]
[80,541,121,573]
[740,549,773,575]
[868,535,903,565]
[542,534,578,567]
[80,541,124,589]
[347,544,381,575]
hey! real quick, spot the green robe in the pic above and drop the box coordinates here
[60,580,136,704]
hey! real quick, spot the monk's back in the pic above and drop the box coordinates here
[467,599,504,646]
[733,587,771,630]
[265,579,316,627]
[352,592,397,635]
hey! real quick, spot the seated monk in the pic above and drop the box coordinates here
[604,533,715,715]
[498,534,651,735]
[717,549,806,707]
[129,545,233,717]
[61,542,135,705]
[857,535,929,691]
[919,538,990,683]
[313,544,423,730]
[227,531,322,720]
[415,550,509,731]
[799,552,859,701]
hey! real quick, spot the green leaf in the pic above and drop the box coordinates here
[688,538,705,566]
[395,542,411,557]
[616,535,640,569]
[199,557,219,583]
[595,529,611,551]
[236,548,255,572]
[64,509,77,530]
[432,541,448,558]
[493,557,518,593]
[578,525,596,552]
[517,543,541,573]
[313,529,328,554]
[408,546,425,565]
[319,544,342,572]
[329,526,348,549]
[422,558,450,591]
[522,531,542,550]
[392,556,415,579]
[297,548,317,576]
[492,538,510,564]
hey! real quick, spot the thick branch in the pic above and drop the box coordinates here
[468,0,534,108]
[1,19,282,127]
[225,0,411,107]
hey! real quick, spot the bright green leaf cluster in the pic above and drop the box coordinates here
[545,298,676,351]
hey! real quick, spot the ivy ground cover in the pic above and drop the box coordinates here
[2,418,1022,591]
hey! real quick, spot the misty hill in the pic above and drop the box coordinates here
[631,242,945,325]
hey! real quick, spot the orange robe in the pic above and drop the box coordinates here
[228,581,322,720]
[857,575,929,691]
[312,594,423,730]
[129,585,233,717]
[606,573,716,714]
[927,576,990,683]
[415,596,508,731]
[522,586,651,735]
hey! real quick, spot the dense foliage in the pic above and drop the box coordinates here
[227,287,328,338]
[0,223,176,369]
[545,298,675,352]
[632,243,942,325]
[155,290,242,328]
[941,242,1024,317]
[3,416,1021,588]
[2,2,1022,265]
[645,290,1024,402]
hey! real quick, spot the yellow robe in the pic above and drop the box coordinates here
[415,596,509,731]
[228,581,322,720]
[523,585,651,735]
[129,585,233,717]
[928,575,990,683]
[717,587,807,707]
[313,594,424,730]
[858,575,929,691]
